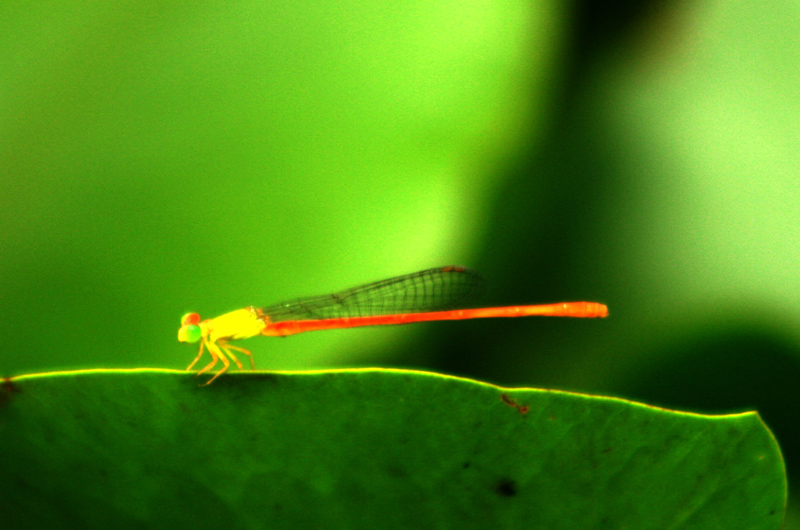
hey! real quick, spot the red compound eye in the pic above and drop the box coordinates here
[181,312,201,326]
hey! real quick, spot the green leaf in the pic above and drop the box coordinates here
[0,369,786,529]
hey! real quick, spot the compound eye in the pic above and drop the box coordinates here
[178,324,202,343]
[181,312,201,326]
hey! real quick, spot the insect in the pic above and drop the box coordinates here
[178,266,608,385]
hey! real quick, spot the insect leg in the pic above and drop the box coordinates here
[186,340,207,371]
[220,342,244,370]
[200,340,232,385]
[225,344,255,370]
[196,338,220,377]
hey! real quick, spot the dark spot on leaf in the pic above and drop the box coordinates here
[386,464,407,478]
[496,478,517,497]
[462,461,471,469]
[500,393,529,414]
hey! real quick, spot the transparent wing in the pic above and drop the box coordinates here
[260,266,485,322]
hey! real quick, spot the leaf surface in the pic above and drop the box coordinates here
[0,369,786,529]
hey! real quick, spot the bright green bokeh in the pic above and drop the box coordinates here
[0,1,564,373]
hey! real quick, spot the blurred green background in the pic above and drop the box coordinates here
[1,0,797,523]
